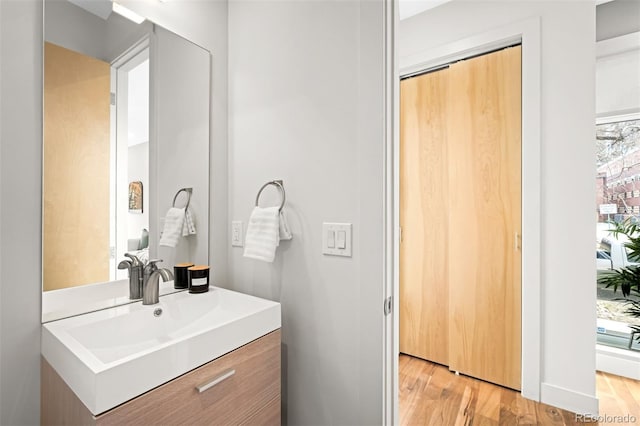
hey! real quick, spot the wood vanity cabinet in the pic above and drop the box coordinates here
[42,330,281,425]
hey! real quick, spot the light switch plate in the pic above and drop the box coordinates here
[231,221,243,247]
[322,223,352,257]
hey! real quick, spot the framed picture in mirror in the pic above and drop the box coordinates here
[129,181,143,213]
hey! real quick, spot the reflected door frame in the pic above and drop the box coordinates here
[111,37,150,280]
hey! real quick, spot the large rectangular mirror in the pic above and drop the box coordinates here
[42,0,210,322]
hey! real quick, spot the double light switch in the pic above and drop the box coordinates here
[322,223,352,257]
[326,230,346,249]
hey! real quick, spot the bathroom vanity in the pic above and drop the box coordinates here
[39,1,261,423]
[41,287,281,425]
[42,331,280,425]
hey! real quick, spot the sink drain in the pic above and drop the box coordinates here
[153,308,163,317]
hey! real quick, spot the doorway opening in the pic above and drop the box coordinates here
[386,17,544,424]
[110,42,150,281]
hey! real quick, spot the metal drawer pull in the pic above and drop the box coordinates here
[196,369,236,393]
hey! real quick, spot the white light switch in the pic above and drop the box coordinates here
[327,230,336,248]
[231,221,243,247]
[322,223,352,257]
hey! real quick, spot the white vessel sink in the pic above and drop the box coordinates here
[41,287,281,415]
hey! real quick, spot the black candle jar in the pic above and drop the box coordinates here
[174,262,194,289]
[188,265,210,293]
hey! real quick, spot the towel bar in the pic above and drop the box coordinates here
[255,180,285,212]
[172,187,193,210]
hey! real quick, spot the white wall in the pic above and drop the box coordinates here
[0,1,43,424]
[400,1,597,414]
[0,0,227,423]
[228,0,386,424]
[596,44,640,116]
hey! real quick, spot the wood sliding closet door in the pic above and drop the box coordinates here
[447,46,522,390]
[399,46,522,391]
[399,69,450,365]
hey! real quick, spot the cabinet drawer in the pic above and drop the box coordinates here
[98,330,281,425]
[240,396,280,426]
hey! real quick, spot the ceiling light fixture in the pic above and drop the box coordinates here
[112,2,145,24]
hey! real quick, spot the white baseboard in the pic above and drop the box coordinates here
[596,345,640,380]
[540,382,599,416]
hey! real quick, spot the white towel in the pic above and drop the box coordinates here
[279,211,292,241]
[243,206,280,262]
[159,207,186,247]
[182,208,197,236]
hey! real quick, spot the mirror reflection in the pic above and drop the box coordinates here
[42,0,210,322]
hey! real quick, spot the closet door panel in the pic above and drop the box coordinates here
[447,46,522,390]
[44,42,111,291]
[399,69,449,365]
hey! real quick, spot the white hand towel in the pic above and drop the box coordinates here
[182,208,197,236]
[279,211,292,241]
[243,206,280,262]
[159,207,186,247]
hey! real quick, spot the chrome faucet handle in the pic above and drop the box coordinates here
[124,253,142,266]
[117,259,133,277]
[144,259,163,274]
[143,259,163,287]
[117,260,132,271]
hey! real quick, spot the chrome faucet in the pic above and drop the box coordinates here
[118,253,144,299]
[142,259,174,305]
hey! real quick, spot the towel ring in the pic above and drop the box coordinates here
[255,180,286,212]
[173,187,193,210]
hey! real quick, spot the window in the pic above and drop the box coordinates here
[596,117,640,352]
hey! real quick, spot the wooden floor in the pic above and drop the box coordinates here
[597,369,640,425]
[399,354,640,425]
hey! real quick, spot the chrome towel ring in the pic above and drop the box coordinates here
[255,180,286,212]
[172,187,193,210]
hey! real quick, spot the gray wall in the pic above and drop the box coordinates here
[120,0,229,287]
[44,0,107,60]
[154,25,210,267]
[45,0,152,63]
[597,0,640,41]
[227,0,386,424]
[0,1,43,424]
